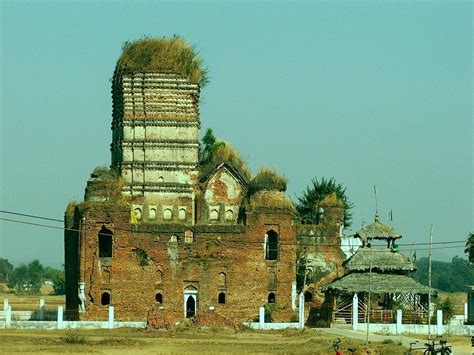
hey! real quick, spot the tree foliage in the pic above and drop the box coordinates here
[0,258,13,283]
[199,128,251,180]
[6,259,64,294]
[466,232,473,262]
[411,256,473,292]
[296,177,353,227]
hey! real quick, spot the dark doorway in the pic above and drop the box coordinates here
[218,292,226,304]
[268,292,276,304]
[186,296,196,318]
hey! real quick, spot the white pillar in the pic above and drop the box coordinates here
[464,303,468,323]
[291,282,297,311]
[396,309,403,335]
[108,306,114,329]
[436,309,443,336]
[352,293,359,330]
[57,306,64,329]
[39,299,45,320]
[5,305,11,328]
[259,306,265,329]
[3,299,8,311]
[298,293,305,329]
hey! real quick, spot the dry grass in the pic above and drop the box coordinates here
[116,36,209,87]
[248,166,287,196]
[1,293,64,312]
[0,328,408,354]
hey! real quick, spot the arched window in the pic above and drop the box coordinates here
[218,292,226,304]
[149,207,156,220]
[268,292,276,304]
[265,230,278,260]
[225,209,234,221]
[304,291,313,303]
[101,292,110,305]
[179,208,186,220]
[156,270,163,284]
[218,272,226,288]
[210,208,219,220]
[134,208,142,221]
[155,293,163,304]
[98,225,113,257]
[163,208,172,220]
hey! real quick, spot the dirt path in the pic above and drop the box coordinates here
[317,328,472,355]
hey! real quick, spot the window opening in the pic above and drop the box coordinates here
[98,225,113,257]
[210,208,219,220]
[101,292,110,305]
[268,292,276,304]
[155,293,163,303]
[265,230,278,260]
[218,272,226,288]
[218,292,226,304]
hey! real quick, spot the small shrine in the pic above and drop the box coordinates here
[321,214,433,325]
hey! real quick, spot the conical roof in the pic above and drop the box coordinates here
[343,247,415,273]
[355,214,401,242]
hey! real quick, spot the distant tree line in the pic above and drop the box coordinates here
[410,256,473,292]
[0,258,64,295]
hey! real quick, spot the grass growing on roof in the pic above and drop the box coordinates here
[248,167,287,196]
[199,129,251,180]
[116,35,209,87]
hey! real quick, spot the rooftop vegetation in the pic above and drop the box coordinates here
[199,128,251,180]
[115,35,209,87]
[247,167,287,196]
[296,177,353,227]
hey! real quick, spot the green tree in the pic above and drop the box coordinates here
[466,232,473,262]
[27,259,44,293]
[296,177,353,227]
[412,256,473,292]
[0,258,13,283]
[52,272,65,295]
[8,264,28,292]
[199,128,223,164]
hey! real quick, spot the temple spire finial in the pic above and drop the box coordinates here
[374,185,379,223]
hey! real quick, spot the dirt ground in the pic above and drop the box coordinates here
[0,328,410,354]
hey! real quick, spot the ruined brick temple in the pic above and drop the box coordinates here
[64,38,345,326]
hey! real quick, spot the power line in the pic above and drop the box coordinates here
[0,209,468,248]
[0,216,467,252]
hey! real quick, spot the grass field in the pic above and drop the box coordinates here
[1,293,65,312]
[0,328,410,354]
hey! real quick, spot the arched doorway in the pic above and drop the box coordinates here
[186,295,196,318]
[184,286,198,318]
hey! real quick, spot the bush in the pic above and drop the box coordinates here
[63,330,86,344]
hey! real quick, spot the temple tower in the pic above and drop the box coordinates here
[110,38,206,224]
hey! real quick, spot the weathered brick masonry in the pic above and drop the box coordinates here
[65,39,345,326]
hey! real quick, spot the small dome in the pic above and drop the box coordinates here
[84,167,122,202]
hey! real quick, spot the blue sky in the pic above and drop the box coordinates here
[0,1,472,267]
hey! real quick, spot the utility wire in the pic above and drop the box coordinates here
[0,209,467,248]
[0,216,467,253]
